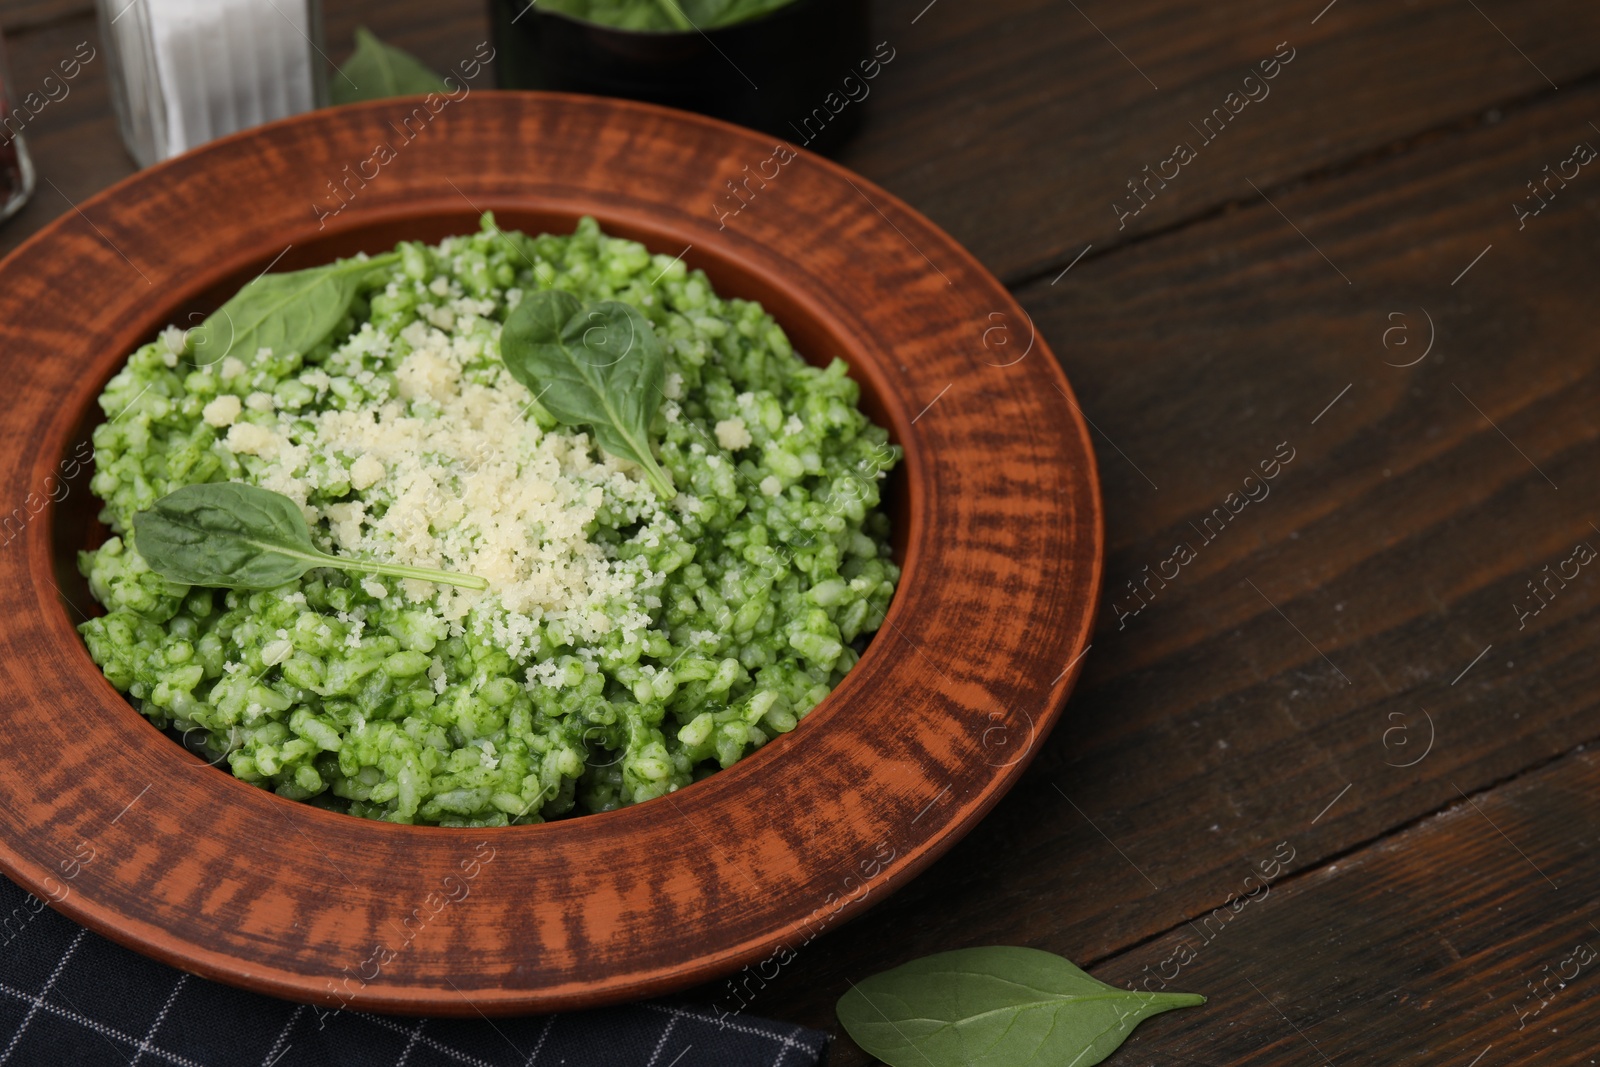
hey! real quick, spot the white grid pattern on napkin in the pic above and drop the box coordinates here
[0,881,827,1067]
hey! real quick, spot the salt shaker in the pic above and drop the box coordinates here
[96,0,327,168]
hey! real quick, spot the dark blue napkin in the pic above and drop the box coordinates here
[0,876,828,1066]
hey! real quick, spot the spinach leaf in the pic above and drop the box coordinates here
[331,27,450,106]
[187,253,399,367]
[651,0,693,30]
[534,0,797,32]
[837,946,1204,1067]
[132,483,488,591]
[499,290,676,499]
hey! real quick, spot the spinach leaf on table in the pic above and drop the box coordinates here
[837,946,1205,1067]
[187,253,399,367]
[331,27,450,106]
[133,483,488,591]
[499,289,677,499]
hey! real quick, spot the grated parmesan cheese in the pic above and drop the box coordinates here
[229,316,671,654]
[226,422,279,456]
[348,454,385,490]
[202,394,241,427]
[715,417,752,451]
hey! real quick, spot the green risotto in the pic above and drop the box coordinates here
[78,215,899,825]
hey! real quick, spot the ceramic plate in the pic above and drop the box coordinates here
[0,93,1101,1014]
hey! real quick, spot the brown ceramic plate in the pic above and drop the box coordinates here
[0,93,1101,1015]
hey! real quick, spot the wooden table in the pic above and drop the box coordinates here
[5,1,1598,1063]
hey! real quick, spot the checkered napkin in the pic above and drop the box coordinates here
[0,877,828,1067]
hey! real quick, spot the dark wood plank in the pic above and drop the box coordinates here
[0,0,86,34]
[727,69,1600,1060]
[1088,748,1600,1064]
[841,0,1600,280]
[775,746,1600,1064]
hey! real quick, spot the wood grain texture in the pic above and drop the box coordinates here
[842,0,1600,280]
[807,749,1600,1064]
[1087,748,1600,1064]
[0,0,86,33]
[0,93,1101,1013]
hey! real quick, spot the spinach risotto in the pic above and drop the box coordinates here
[78,215,899,825]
